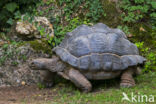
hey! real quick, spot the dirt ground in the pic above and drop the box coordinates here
[0,85,57,104]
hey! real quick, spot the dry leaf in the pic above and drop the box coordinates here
[140,27,146,32]
[127,34,133,38]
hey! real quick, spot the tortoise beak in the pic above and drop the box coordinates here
[29,60,41,70]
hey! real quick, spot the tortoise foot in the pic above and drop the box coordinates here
[120,69,135,88]
[68,68,92,92]
[42,81,54,88]
[120,81,135,88]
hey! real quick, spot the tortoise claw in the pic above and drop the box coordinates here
[120,82,135,88]
[42,80,54,88]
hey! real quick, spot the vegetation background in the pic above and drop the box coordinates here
[0,0,156,104]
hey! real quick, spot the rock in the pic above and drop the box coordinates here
[0,42,51,87]
[9,16,54,41]
[21,81,26,86]
[16,21,36,37]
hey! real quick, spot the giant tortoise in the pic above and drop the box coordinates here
[29,23,146,92]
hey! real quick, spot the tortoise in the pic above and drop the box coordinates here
[29,23,146,92]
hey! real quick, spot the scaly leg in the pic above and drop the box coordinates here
[40,70,56,88]
[120,67,136,88]
[68,68,92,92]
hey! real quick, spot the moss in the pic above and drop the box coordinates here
[29,39,52,54]
[17,39,52,55]
[100,0,122,27]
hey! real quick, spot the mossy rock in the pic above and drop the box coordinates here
[18,39,52,55]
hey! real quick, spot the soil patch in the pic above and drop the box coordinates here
[0,85,57,104]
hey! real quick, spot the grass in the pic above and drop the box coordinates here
[22,72,156,104]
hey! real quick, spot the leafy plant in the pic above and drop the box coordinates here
[52,17,90,47]
[37,83,45,89]
[0,0,39,30]
[120,0,156,25]
[85,0,106,22]
[5,2,18,13]
[38,0,105,47]
[63,0,105,22]
[0,42,25,66]
[117,25,130,35]
[135,42,156,72]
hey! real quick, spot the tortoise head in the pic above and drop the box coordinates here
[29,58,47,70]
[29,56,59,71]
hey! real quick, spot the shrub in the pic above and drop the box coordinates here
[0,0,40,31]
[37,0,106,47]
[135,42,156,72]
[56,0,106,23]
[120,0,156,25]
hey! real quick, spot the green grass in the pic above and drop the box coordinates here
[24,72,156,104]
[53,72,156,104]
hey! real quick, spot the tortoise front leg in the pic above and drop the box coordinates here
[67,68,92,92]
[40,70,56,88]
[120,67,136,88]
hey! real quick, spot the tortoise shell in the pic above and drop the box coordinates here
[53,23,146,71]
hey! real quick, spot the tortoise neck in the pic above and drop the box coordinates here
[47,55,66,72]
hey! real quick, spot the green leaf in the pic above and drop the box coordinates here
[150,13,156,18]
[151,2,156,9]
[5,2,18,13]
[2,44,9,49]
[14,11,21,19]
[6,18,14,25]
[134,0,145,4]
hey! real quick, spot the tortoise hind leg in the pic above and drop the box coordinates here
[120,67,136,88]
[68,68,92,92]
